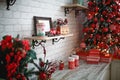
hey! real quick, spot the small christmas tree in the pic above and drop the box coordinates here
[82,0,120,54]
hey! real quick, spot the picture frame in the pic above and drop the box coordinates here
[33,16,52,36]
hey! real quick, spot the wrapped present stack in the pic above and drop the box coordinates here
[100,53,112,63]
[99,49,113,63]
[86,49,100,64]
[76,50,87,60]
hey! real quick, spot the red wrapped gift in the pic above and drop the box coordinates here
[76,51,87,60]
[88,49,100,56]
[86,49,100,64]
[86,56,100,64]
[100,53,112,63]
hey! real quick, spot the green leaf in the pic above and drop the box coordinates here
[27,49,37,59]
[24,68,35,78]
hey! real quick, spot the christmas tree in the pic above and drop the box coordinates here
[82,0,120,54]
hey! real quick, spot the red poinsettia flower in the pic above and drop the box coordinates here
[0,35,13,51]
[22,40,30,51]
[6,54,11,64]
[6,62,17,78]
[0,35,37,80]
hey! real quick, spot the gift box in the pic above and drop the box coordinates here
[76,51,87,60]
[100,53,112,63]
[86,56,100,64]
[86,49,100,64]
[88,49,100,56]
[100,56,112,63]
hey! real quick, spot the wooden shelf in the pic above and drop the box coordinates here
[24,34,73,48]
[24,34,73,41]
[62,4,88,16]
[62,4,88,10]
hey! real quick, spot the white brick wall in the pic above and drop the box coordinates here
[0,0,83,62]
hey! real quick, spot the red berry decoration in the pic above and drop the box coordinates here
[39,72,47,80]
[40,61,45,67]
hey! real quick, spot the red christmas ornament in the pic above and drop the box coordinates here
[112,12,116,17]
[89,34,93,38]
[112,5,118,10]
[105,0,111,5]
[39,72,47,80]
[106,34,111,39]
[80,42,86,48]
[102,11,107,15]
[90,23,96,28]
[102,27,108,32]
[95,7,99,12]
[96,34,101,39]
[96,23,99,29]
[108,13,113,18]
[115,38,119,43]
[98,42,104,48]
[88,1,93,7]
[110,24,116,31]
[100,17,104,22]
[87,13,93,20]
[83,27,89,33]
[107,19,111,23]
[94,18,98,23]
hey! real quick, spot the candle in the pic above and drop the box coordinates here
[72,55,79,67]
[68,57,75,69]
[59,61,64,70]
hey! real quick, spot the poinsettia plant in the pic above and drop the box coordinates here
[0,35,37,80]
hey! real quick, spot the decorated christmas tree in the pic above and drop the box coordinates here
[82,0,120,55]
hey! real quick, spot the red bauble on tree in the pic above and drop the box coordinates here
[90,23,96,29]
[110,24,117,31]
[94,18,98,23]
[100,17,104,22]
[88,1,94,7]
[102,11,107,15]
[102,27,109,32]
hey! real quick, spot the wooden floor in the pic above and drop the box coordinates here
[51,60,109,80]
